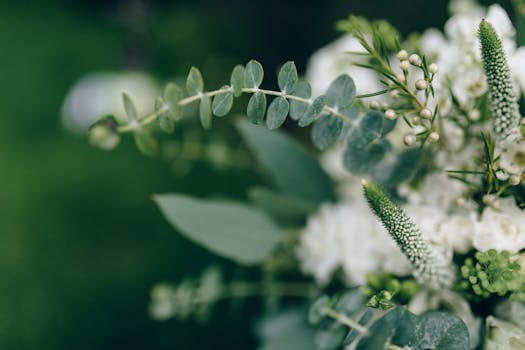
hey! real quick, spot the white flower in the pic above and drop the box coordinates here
[296,199,411,286]
[439,213,475,254]
[473,198,525,252]
[305,34,382,97]
[485,316,525,349]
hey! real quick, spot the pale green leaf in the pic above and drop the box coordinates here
[325,75,356,109]
[134,130,159,157]
[186,66,204,96]
[230,65,245,97]
[298,95,326,127]
[244,60,264,88]
[122,92,138,122]
[247,92,267,124]
[164,82,184,119]
[248,187,317,221]
[266,96,290,130]
[347,111,383,150]
[154,194,282,264]
[212,86,233,117]
[277,61,298,94]
[311,115,344,150]
[200,95,212,129]
[290,80,312,120]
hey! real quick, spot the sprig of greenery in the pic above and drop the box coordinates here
[362,180,454,288]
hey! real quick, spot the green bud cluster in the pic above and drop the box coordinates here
[457,250,523,301]
[362,180,454,288]
[479,19,521,137]
[362,272,419,307]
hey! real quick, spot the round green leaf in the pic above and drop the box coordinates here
[122,92,138,122]
[343,139,390,174]
[134,130,159,157]
[212,86,233,117]
[298,95,326,127]
[290,80,312,120]
[347,111,384,150]
[412,311,469,350]
[200,95,212,129]
[164,82,184,119]
[244,59,264,88]
[315,323,347,350]
[325,74,356,109]
[230,65,245,97]
[308,296,331,325]
[277,61,298,94]
[154,194,282,264]
[247,92,267,124]
[311,115,344,150]
[266,96,290,130]
[186,66,204,96]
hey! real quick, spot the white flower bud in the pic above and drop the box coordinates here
[412,116,421,125]
[509,174,521,186]
[409,54,422,66]
[420,108,433,120]
[429,63,438,74]
[428,131,440,143]
[400,60,410,71]
[396,74,405,83]
[370,100,381,110]
[385,109,397,120]
[390,90,400,98]
[415,79,428,91]
[403,134,417,146]
[397,49,408,60]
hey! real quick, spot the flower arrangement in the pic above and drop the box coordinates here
[86,0,525,348]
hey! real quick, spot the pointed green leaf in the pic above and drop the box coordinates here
[230,65,245,97]
[298,95,326,127]
[311,115,344,150]
[236,120,336,203]
[244,60,264,88]
[326,75,356,109]
[122,92,138,122]
[290,80,312,120]
[248,187,317,221]
[266,96,290,130]
[154,194,282,264]
[247,92,267,124]
[347,111,384,150]
[278,61,298,94]
[134,130,159,157]
[212,86,233,117]
[186,66,204,96]
[164,82,184,119]
[200,95,212,129]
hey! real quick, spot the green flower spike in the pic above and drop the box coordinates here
[362,180,453,289]
[479,19,521,137]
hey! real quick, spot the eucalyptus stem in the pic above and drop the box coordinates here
[322,307,369,334]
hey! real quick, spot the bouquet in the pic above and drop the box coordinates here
[85,0,525,348]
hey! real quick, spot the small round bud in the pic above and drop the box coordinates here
[400,60,410,71]
[482,194,497,206]
[509,174,521,186]
[415,79,428,91]
[429,63,438,74]
[456,198,466,207]
[397,49,408,60]
[370,100,381,110]
[89,124,120,150]
[420,108,433,120]
[385,109,397,120]
[396,74,405,83]
[428,131,440,143]
[469,110,481,121]
[412,116,421,125]
[403,134,417,146]
[390,90,400,98]
[408,54,422,66]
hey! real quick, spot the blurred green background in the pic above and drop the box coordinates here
[0,0,514,349]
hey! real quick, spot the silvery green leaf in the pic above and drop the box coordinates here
[308,296,331,325]
[122,92,138,122]
[311,115,344,150]
[277,61,298,94]
[244,59,264,88]
[347,110,384,150]
[186,66,204,96]
[247,92,267,124]
[325,75,356,109]
[199,95,212,129]
[248,187,317,221]
[266,96,289,130]
[212,86,233,117]
[164,82,184,119]
[230,65,245,97]
[298,95,326,127]
[290,80,311,120]
[154,194,282,264]
[134,130,159,157]
[343,139,390,174]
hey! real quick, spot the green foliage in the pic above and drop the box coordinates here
[248,187,317,222]
[154,194,282,264]
[298,95,327,127]
[266,97,290,130]
[311,115,344,150]
[186,66,204,95]
[308,295,332,324]
[325,75,356,110]
[236,120,336,203]
[199,94,213,129]
[164,82,184,120]
[212,86,233,117]
[277,61,298,94]
[456,250,525,301]
[123,92,139,122]
[157,97,175,133]
[289,81,312,120]
[244,59,264,88]
[257,307,316,350]
[362,272,419,307]
[230,65,245,97]
[134,130,159,157]
[247,92,267,124]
